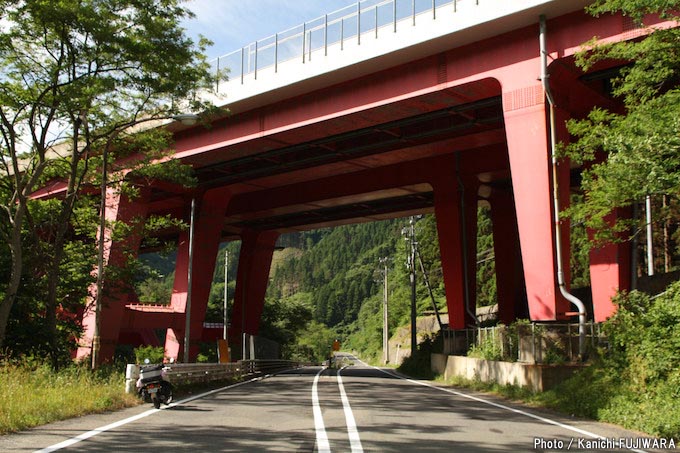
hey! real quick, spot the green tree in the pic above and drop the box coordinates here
[564,1,680,249]
[0,0,218,359]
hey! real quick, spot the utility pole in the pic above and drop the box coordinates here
[402,216,418,355]
[409,217,417,354]
[379,257,390,364]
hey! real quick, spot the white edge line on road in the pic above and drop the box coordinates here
[312,367,331,453]
[338,366,364,453]
[33,374,269,453]
[349,354,648,453]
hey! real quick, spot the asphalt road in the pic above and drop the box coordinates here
[0,353,674,452]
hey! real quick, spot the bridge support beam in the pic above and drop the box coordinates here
[164,188,233,362]
[229,229,280,359]
[77,187,150,363]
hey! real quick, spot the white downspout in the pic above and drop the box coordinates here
[540,15,587,359]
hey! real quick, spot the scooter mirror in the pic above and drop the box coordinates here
[144,358,150,364]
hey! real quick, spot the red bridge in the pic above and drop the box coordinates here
[35,0,666,362]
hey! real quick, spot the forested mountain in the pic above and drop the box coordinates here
[133,210,502,362]
[269,220,400,326]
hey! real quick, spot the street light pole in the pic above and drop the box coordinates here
[183,197,196,363]
[223,249,229,341]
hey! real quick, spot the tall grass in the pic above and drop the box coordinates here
[0,362,140,434]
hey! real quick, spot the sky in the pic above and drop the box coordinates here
[181,0,361,60]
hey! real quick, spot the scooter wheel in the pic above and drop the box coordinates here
[153,397,161,409]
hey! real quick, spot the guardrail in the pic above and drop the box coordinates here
[209,0,477,89]
[124,360,305,394]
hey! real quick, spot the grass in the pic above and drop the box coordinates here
[0,362,140,435]
[430,366,680,439]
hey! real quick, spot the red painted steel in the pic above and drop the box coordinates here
[77,187,150,361]
[61,9,668,361]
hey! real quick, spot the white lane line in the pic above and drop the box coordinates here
[33,409,159,453]
[359,359,647,453]
[34,375,268,453]
[312,367,331,453]
[337,366,364,453]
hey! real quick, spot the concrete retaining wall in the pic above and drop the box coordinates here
[431,353,582,392]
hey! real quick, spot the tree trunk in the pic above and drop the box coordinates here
[44,189,79,367]
[0,210,25,351]
[45,239,64,368]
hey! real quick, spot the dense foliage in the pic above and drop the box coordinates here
[0,0,216,365]
[542,283,680,437]
[564,0,680,256]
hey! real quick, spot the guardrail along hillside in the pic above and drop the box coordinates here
[124,360,305,393]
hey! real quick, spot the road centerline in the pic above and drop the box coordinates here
[337,366,364,453]
[312,366,331,453]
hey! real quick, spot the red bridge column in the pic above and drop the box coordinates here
[432,175,470,329]
[164,187,232,362]
[490,187,527,324]
[77,186,150,362]
[229,229,279,358]
[589,213,631,322]
[502,83,561,321]
[463,176,479,316]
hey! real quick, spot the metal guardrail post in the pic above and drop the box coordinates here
[254,41,258,80]
[341,18,345,50]
[240,47,244,84]
[275,33,279,73]
[302,22,307,63]
[412,0,416,26]
[216,57,220,92]
[357,2,361,45]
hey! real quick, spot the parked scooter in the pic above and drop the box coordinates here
[136,359,173,409]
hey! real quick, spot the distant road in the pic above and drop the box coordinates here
[0,354,668,452]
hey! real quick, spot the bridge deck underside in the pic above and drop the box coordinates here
[145,81,507,244]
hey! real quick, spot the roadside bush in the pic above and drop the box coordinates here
[133,345,165,364]
[398,334,439,379]
[543,281,680,437]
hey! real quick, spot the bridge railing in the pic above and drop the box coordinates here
[210,0,477,89]
[124,360,305,394]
